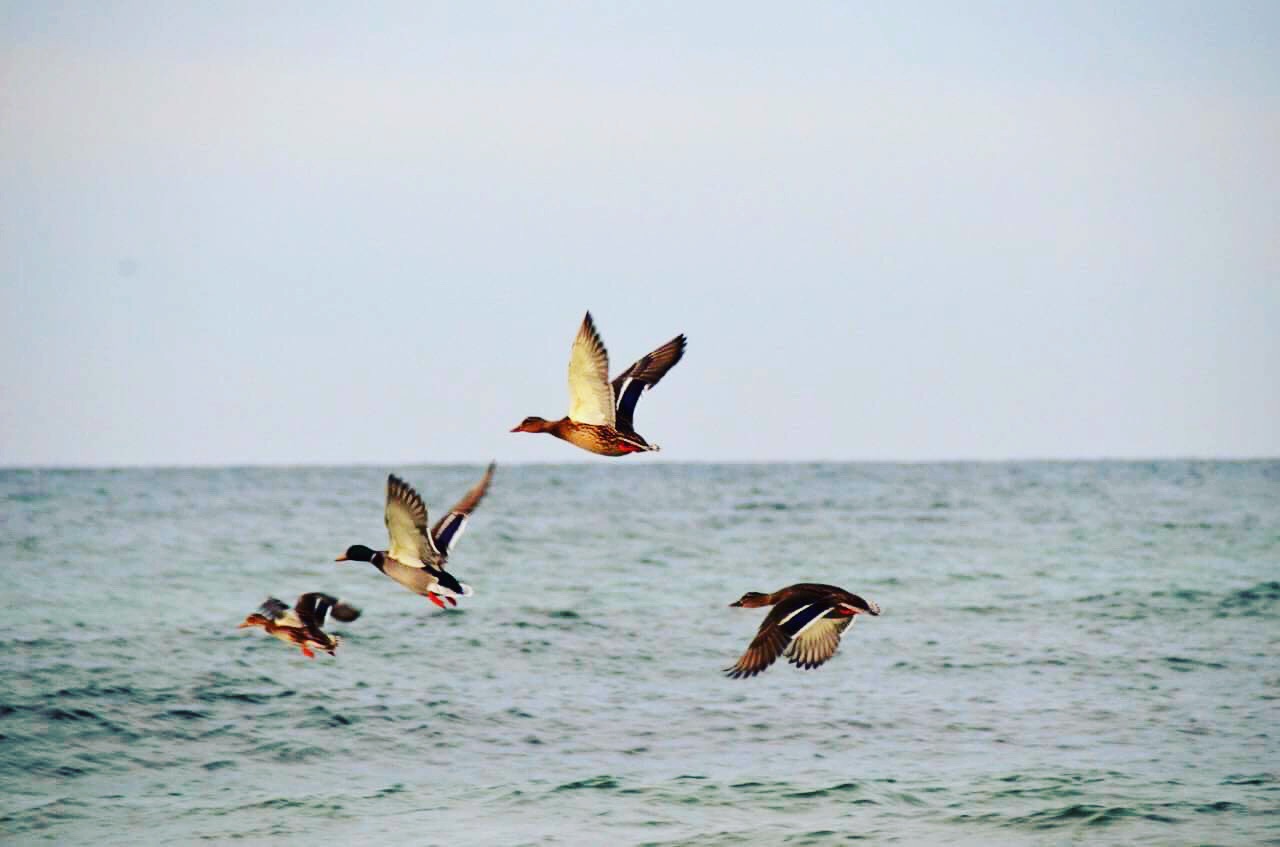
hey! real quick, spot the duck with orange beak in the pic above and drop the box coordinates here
[336,464,494,610]
[238,593,361,658]
[512,311,685,456]
[725,584,880,679]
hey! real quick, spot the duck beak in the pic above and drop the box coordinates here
[335,553,349,562]
[729,600,743,607]
[237,620,253,628]
[510,424,524,432]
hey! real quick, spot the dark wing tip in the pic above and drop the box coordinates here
[434,462,496,540]
[386,474,428,520]
[617,332,687,389]
[386,474,409,506]
[259,597,289,618]
[787,656,823,670]
[578,312,608,355]
[724,665,762,680]
[723,642,780,680]
[387,473,422,498]
[331,602,361,623]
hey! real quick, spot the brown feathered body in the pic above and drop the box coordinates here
[513,417,652,457]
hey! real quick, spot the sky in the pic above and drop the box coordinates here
[1,2,1277,466]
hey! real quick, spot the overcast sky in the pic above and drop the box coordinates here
[2,2,1276,466]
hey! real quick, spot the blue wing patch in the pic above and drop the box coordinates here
[310,595,335,627]
[432,513,468,556]
[778,603,832,638]
[614,377,648,433]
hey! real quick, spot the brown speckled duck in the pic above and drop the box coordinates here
[336,464,494,609]
[238,593,361,658]
[725,584,880,679]
[511,311,685,456]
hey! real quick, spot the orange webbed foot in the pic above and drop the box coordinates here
[301,646,316,658]
[428,594,446,609]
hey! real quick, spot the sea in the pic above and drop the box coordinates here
[1,461,1277,845]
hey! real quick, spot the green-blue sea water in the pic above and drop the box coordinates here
[2,461,1277,845]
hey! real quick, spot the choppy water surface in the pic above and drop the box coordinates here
[2,461,1277,845]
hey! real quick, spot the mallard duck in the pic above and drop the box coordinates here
[511,311,685,456]
[337,463,494,609]
[238,593,361,658]
[725,584,880,679]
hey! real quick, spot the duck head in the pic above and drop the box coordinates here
[336,544,377,563]
[238,613,271,630]
[730,591,771,608]
[511,416,556,434]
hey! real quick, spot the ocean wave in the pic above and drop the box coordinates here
[0,798,92,835]
[949,796,1254,833]
[4,462,1277,845]
[1218,581,1280,616]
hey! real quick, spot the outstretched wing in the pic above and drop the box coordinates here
[784,615,854,670]
[257,597,291,621]
[431,462,495,557]
[725,596,840,679]
[611,333,685,435]
[295,593,360,635]
[385,474,439,567]
[293,593,335,635]
[725,617,789,679]
[566,312,614,426]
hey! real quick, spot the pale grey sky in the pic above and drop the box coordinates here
[2,2,1277,465]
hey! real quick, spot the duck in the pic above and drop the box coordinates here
[238,592,361,658]
[511,311,685,456]
[337,463,494,609]
[725,584,880,679]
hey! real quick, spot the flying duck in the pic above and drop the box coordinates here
[337,463,494,609]
[237,593,361,658]
[511,311,685,456]
[725,584,880,679]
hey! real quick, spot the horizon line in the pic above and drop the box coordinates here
[1,455,1276,472]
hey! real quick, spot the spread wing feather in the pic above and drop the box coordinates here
[611,334,685,435]
[430,462,495,556]
[566,312,615,426]
[385,474,440,567]
[726,597,849,679]
[785,616,853,670]
[294,593,361,635]
[293,593,336,637]
[725,618,790,679]
[257,597,291,620]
